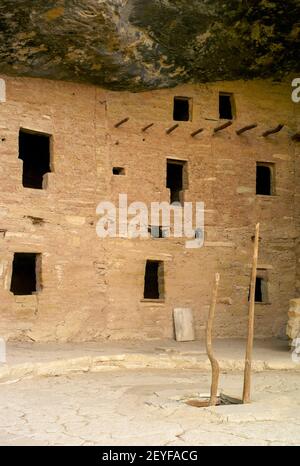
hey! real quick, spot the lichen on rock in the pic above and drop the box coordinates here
[0,0,299,90]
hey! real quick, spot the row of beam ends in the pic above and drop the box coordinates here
[114,118,299,140]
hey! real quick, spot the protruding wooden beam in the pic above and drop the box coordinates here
[291,132,300,142]
[142,123,154,132]
[236,124,257,135]
[166,124,179,135]
[191,128,204,138]
[213,121,233,133]
[262,124,284,137]
[114,117,129,128]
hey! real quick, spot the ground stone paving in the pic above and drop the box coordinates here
[0,369,299,446]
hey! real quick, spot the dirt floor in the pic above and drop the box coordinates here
[0,368,299,446]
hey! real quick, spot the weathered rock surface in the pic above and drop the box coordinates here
[0,0,299,90]
[0,369,300,445]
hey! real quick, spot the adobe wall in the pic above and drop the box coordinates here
[0,75,298,342]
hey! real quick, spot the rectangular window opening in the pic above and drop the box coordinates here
[112,167,125,175]
[256,162,275,196]
[195,228,204,240]
[19,129,51,189]
[143,260,164,300]
[167,159,187,205]
[219,93,234,120]
[248,270,269,303]
[255,277,263,302]
[173,97,191,121]
[10,253,41,295]
[148,226,165,238]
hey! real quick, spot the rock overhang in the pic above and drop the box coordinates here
[0,0,299,91]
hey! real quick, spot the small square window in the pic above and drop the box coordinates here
[148,226,165,238]
[219,93,235,120]
[195,228,203,240]
[112,167,125,175]
[173,97,191,121]
[256,162,275,196]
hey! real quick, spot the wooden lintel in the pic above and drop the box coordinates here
[114,117,129,128]
[236,124,257,135]
[214,121,233,133]
[166,124,179,135]
[262,124,284,137]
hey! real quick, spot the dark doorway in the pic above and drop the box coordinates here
[167,160,186,204]
[143,260,164,300]
[256,163,274,195]
[10,253,40,295]
[19,129,51,189]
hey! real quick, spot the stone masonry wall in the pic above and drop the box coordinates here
[0,75,299,342]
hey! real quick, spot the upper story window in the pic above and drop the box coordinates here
[219,92,235,119]
[173,97,192,121]
[19,128,51,189]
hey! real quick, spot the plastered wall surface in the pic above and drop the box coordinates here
[0,75,299,342]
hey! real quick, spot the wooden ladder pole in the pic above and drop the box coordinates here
[242,223,260,404]
[206,272,220,406]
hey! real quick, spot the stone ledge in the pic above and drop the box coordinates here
[0,348,299,384]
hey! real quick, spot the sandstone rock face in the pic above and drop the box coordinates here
[287,299,300,341]
[0,0,299,90]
